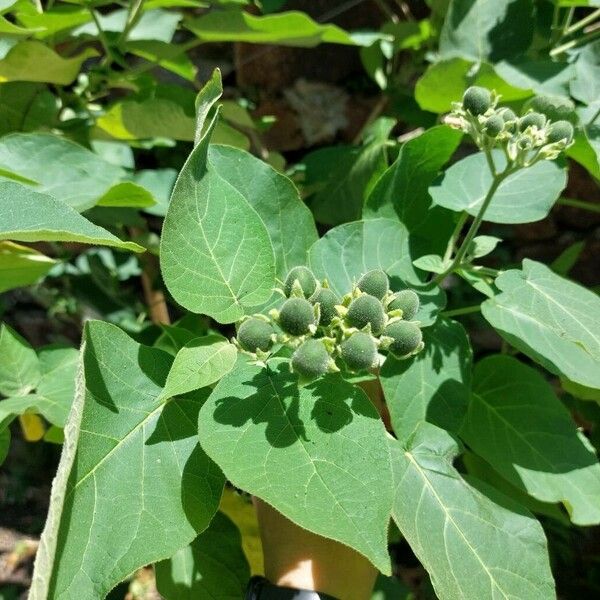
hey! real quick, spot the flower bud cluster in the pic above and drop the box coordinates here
[233,266,425,384]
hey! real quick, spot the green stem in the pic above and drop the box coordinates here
[468,265,500,277]
[33,0,43,13]
[588,105,600,125]
[550,27,600,57]
[118,0,145,47]
[441,305,481,318]
[558,197,600,214]
[565,8,600,35]
[562,6,576,35]
[89,8,115,66]
[442,212,468,264]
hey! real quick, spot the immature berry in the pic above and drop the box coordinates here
[529,95,575,122]
[546,120,574,144]
[283,266,317,298]
[341,332,377,372]
[462,86,491,116]
[291,339,330,379]
[347,294,385,335]
[279,297,316,336]
[385,321,422,358]
[388,290,420,321]
[484,115,504,137]
[519,111,546,131]
[357,269,389,299]
[310,287,339,326]
[500,108,517,123]
[237,318,273,353]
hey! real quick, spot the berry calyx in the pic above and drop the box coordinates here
[463,86,491,116]
[291,339,330,379]
[310,287,339,326]
[284,266,317,298]
[237,318,274,353]
[279,297,316,336]
[347,294,385,335]
[357,269,389,300]
[385,321,422,358]
[388,290,420,321]
[546,120,574,144]
[340,332,377,372]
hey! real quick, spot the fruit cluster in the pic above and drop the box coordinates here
[234,266,425,383]
[448,86,575,166]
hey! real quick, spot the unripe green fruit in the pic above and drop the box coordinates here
[279,297,316,336]
[357,269,389,300]
[291,339,330,379]
[500,108,517,123]
[341,332,377,372]
[388,290,420,321]
[284,266,317,298]
[237,318,273,353]
[310,287,339,326]
[519,111,546,131]
[385,321,422,358]
[547,120,574,144]
[463,86,491,116]
[528,95,575,123]
[484,115,504,137]
[347,294,385,335]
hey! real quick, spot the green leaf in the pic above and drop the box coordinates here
[381,318,472,440]
[96,181,156,209]
[29,321,225,600]
[0,182,144,252]
[186,9,369,47]
[198,359,394,574]
[440,0,534,62]
[0,13,41,35]
[570,41,600,105]
[0,240,56,293]
[0,323,40,396]
[160,77,275,323]
[468,235,502,258]
[308,218,445,326]
[371,574,412,599]
[134,168,178,217]
[561,379,600,402]
[567,127,600,180]
[0,42,96,84]
[494,59,574,97]
[155,511,250,600]
[12,4,92,38]
[430,151,567,224]
[0,133,124,211]
[0,82,58,136]
[412,254,447,274]
[463,355,600,525]
[550,240,585,276]
[482,260,600,389]
[364,126,462,242]
[391,423,555,600]
[159,335,237,401]
[126,40,197,81]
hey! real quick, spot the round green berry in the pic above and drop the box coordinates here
[284,266,318,298]
[357,269,389,300]
[528,95,575,123]
[463,86,491,116]
[279,297,316,336]
[310,287,339,326]
[547,120,574,144]
[500,108,517,123]
[385,321,422,358]
[340,332,377,372]
[291,339,330,379]
[237,318,273,353]
[484,114,504,137]
[347,294,385,335]
[388,290,420,321]
[519,111,546,131]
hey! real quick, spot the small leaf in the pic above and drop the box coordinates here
[155,512,250,600]
[412,254,447,274]
[159,335,237,401]
[468,235,502,258]
[0,182,144,252]
[482,259,600,389]
[134,168,178,217]
[0,241,56,293]
[198,359,394,574]
[0,323,40,396]
[96,182,156,209]
[462,355,600,525]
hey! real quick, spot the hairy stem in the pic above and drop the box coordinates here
[565,8,600,35]
[441,305,482,318]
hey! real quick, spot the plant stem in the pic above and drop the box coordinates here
[119,0,145,47]
[441,305,481,318]
[558,197,600,214]
[588,105,600,125]
[89,8,116,66]
[550,26,600,57]
[565,8,600,35]
[562,6,576,35]
[442,212,468,263]
[33,0,43,13]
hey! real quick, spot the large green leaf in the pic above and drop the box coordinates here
[0,182,144,252]
[0,240,56,293]
[494,59,574,97]
[482,260,600,389]
[440,0,534,62]
[0,82,58,135]
[198,359,394,574]
[364,126,462,245]
[308,218,445,326]
[160,73,275,323]
[462,355,600,525]
[0,323,40,396]
[186,9,369,47]
[126,40,197,81]
[391,423,555,600]
[0,42,96,84]
[29,321,225,600]
[380,318,472,440]
[155,511,250,599]
[430,151,567,224]
[159,335,237,401]
[571,41,600,105]
[0,133,123,211]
